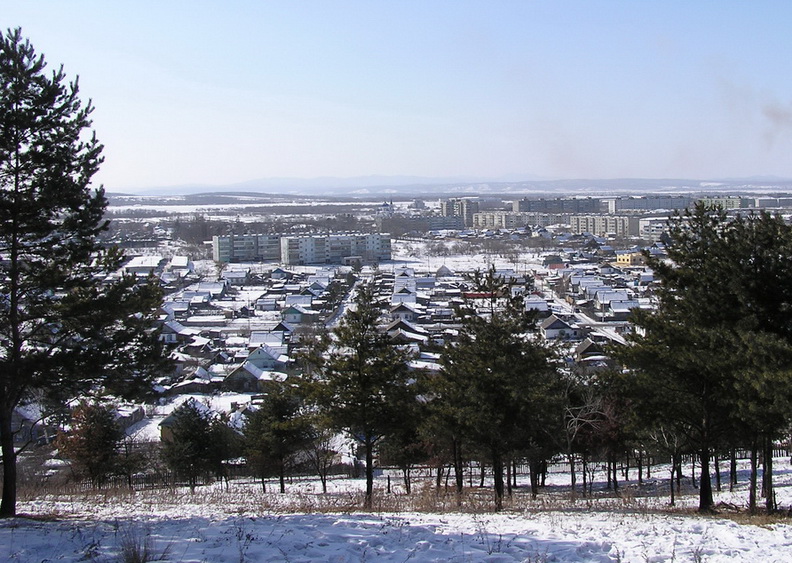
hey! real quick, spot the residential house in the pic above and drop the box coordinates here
[281,304,318,324]
[389,302,419,322]
[160,320,200,344]
[223,362,288,393]
[540,314,583,340]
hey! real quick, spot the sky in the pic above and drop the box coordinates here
[4,1,792,192]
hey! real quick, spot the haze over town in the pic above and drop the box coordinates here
[5,1,792,193]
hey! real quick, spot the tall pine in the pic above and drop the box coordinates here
[309,282,415,508]
[0,28,165,517]
[616,204,792,513]
[437,267,562,509]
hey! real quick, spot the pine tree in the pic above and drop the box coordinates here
[57,401,123,488]
[0,28,166,517]
[243,382,310,493]
[161,400,213,492]
[310,282,416,508]
[436,267,562,509]
[207,414,243,488]
[615,204,792,513]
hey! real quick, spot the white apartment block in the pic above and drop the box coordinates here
[280,233,392,265]
[213,233,391,264]
[212,234,281,263]
[472,211,570,229]
[569,215,638,237]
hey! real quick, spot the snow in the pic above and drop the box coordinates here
[6,459,792,561]
[6,509,789,562]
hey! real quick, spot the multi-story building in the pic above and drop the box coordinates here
[472,211,533,229]
[513,197,601,214]
[569,215,638,237]
[753,197,792,208]
[212,234,281,263]
[280,233,392,265]
[599,196,694,213]
[213,233,391,264]
[697,196,749,209]
[638,217,670,242]
[471,211,570,229]
[441,198,479,227]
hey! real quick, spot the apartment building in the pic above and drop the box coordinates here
[441,198,479,227]
[280,233,392,266]
[212,233,391,264]
[513,197,601,214]
[212,234,281,263]
[569,215,639,237]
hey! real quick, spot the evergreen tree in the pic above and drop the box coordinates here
[207,413,243,488]
[614,204,792,512]
[378,382,429,495]
[310,282,416,508]
[162,400,214,491]
[0,28,166,517]
[243,382,310,493]
[57,401,123,488]
[437,267,562,509]
[292,328,338,494]
[300,411,339,494]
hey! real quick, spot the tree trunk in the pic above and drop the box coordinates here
[714,452,721,492]
[452,439,464,494]
[624,452,629,482]
[0,407,17,517]
[492,451,504,510]
[568,453,577,495]
[403,467,411,495]
[669,455,676,506]
[698,447,714,513]
[611,456,618,492]
[364,440,374,509]
[749,443,758,514]
[637,450,643,485]
[581,453,588,497]
[729,448,737,491]
[691,454,697,489]
[763,437,774,514]
[513,460,518,488]
[506,459,512,497]
[435,463,443,491]
[529,460,540,499]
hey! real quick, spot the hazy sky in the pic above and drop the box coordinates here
[4,1,792,191]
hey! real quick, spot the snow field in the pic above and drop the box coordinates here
[6,457,792,562]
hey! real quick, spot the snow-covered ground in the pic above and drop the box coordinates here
[6,458,792,562]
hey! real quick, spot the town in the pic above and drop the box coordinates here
[14,191,787,496]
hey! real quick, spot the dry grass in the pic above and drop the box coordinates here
[719,510,792,527]
[117,525,173,563]
[17,476,706,521]
[18,464,792,524]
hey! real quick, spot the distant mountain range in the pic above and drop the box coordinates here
[108,175,792,199]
